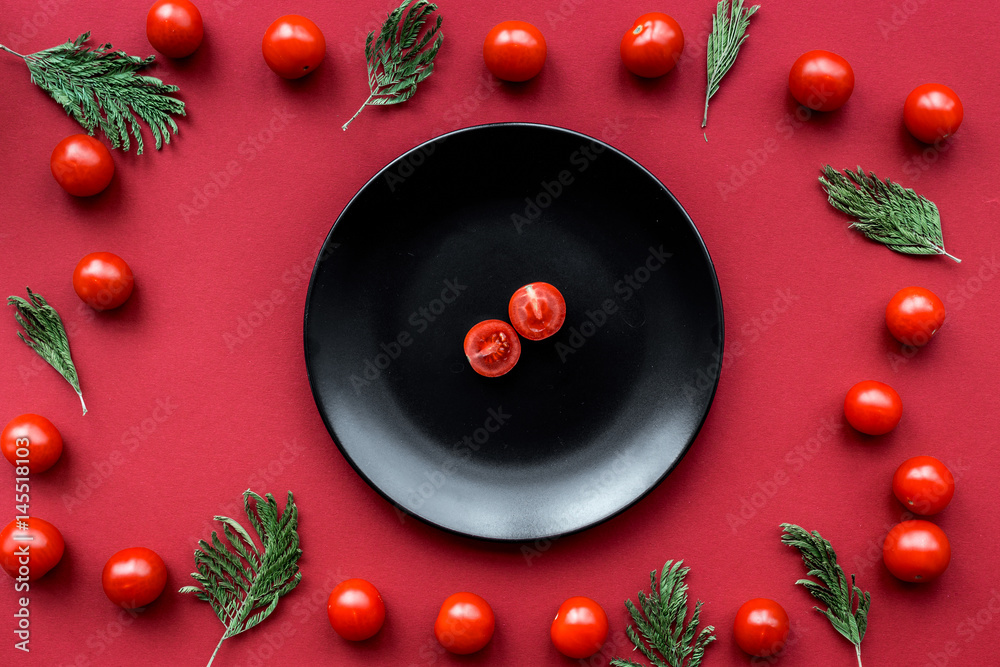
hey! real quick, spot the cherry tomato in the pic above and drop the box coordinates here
[146,0,204,58]
[892,456,955,515]
[328,578,386,641]
[885,286,945,347]
[550,596,609,659]
[50,134,114,197]
[73,252,135,311]
[1,414,63,474]
[620,13,684,78]
[464,320,521,377]
[904,83,963,144]
[102,547,168,608]
[262,15,325,79]
[788,50,855,112]
[483,21,547,82]
[0,517,65,581]
[508,282,566,341]
[733,598,790,657]
[844,381,902,435]
[883,520,950,583]
[434,592,495,655]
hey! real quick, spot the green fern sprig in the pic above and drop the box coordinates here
[7,288,86,415]
[342,0,443,130]
[820,165,961,262]
[781,523,871,667]
[611,560,716,667]
[702,0,760,139]
[180,491,302,667]
[0,32,185,154]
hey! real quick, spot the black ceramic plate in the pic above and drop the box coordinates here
[304,123,723,541]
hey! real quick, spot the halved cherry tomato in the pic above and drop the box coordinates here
[464,320,521,377]
[620,13,684,78]
[0,517,65,581]
[844,381,902,435]
[50,135,114,197]
[892,456,954,515]
[146,0,204,58]
[102,547,168,608]
[328,578,386,641]
[508,282,566,341]
[788,50,855,111]
[733,598,789,657]
[73,252,135,311]
[904,84,963,144]
[434,592,495,655]
[1,414,63,474]
[262,15,325,79]
[550,596,608,659]
[883,520,950,582]
[885,286,945,347]
[483,21,547,82]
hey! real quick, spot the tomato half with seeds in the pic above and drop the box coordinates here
[885,286,945,347]
[434,592,495,654]
[883,520,950,583]
[102,547,168,608]
[550,596,609,659]
[0,517,65,581]
[733,598,790,657]
[508,282,566,341]
[464,320,521,377]
[483,21,547,82]
[892,456,954,515]
[262,15,326,79]
[788,50,855,111]
[904,84,963,144]
[1,413,63,474]
[844,380,902,435]
[50,134,114,197]
[146,0,204,58]
[620,13,684,78]
[73,252,135,310]
[328,578,386,641]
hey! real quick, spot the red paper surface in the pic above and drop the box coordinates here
[2,1,1000,665]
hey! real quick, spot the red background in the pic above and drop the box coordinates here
[2,1,999,665]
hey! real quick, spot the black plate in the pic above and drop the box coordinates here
[304,123,723,541]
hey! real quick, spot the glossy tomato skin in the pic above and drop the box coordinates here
[0,517,65,581]
[788,50,855,111]
[508,282,566,340]
[883,520,951,582]
[328,578,386,641]
[434,592,495,655]
[892,456,955,515]
[464,320,521,377]
[620,13,684,78]
[550,596,609,659]
[904,84,963,144]
[733,598,790,657]
[844,381,902,435]
[73,252,135,311]
[1,414,63,474]
[50,135,114,197]
[885,286,945,347]
[146,0,204,58]
[483,21,547,82]
[102,547,168,608]
[262,15,325,79]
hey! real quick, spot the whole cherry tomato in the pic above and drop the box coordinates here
[50,134,114,197]
[464,320,521,377]
[788,50,855,112]
[904,83,963,144]
[434,592,495,655]
[262,15,326,79]
[885,286,946,347]
[146,0,204,58]
[844,381,902,435]
[483,21,547,82]
[883,520,950,583]
[1,414,63,474]
[102,547,168,608]
[73,252,135,311]
[550,596,609,659]
[508,282,566,341]
[620,13,684,78]
[733,598,790,657]
[892,456,955,515]
[0,517,65,581]
[328,578,386,641]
